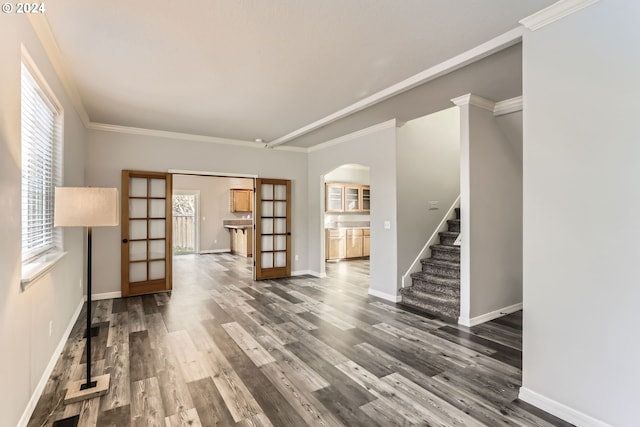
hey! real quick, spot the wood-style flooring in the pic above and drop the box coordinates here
[28,254,571,426]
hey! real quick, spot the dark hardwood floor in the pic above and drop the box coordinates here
[29,254,571,426]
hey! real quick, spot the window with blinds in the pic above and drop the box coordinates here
[21,61,63,263]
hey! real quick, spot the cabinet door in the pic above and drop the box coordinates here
[326,229,346,260]
[231,189,253,212]
[361,186,370,212]
[346,229,363,258]
[363,229,370,257]
[344,186,360,211]
[325,184,344,212]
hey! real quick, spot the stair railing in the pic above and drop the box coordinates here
[401,194,460,289]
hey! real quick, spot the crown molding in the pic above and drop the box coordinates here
[27,14,90,126]
[307,119,397,153]
[520,0,600,31]
[268,26,524,148]
[493,96,523,116]
[88,122,262,147]
[450,94,496,111]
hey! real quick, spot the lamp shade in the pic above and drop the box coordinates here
[54,187,119,227]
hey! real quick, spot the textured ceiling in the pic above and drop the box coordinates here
[42,0,555,146]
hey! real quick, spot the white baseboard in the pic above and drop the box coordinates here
[519,387,612,427]
[18,298,84,427]
[199,249,230,254]
[292,270,312,276]
[90,291,122,301]
[458,302,522,327]
[368,288,401,302]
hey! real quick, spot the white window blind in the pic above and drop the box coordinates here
[21,61,63,262]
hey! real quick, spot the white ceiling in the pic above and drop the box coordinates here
[42,0,555,147]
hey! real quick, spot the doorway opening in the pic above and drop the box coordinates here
[322,164,371,280]
[172,191,199,255]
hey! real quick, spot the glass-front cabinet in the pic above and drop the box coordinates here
[344,186,360,211]
[326,184,344,212]
[325,183,370,213]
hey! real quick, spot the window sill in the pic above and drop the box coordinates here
[21,250,67,291]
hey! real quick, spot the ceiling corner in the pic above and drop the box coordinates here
[27,14,90,126]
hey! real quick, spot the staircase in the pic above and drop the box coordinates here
[400,208,460,320]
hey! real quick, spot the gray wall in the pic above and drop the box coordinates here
[0,19,87,426]
[173,175,253,252]
[308,123,398,299]
[396,107,460,287]
[522,1,640,425]
[86,130,308,294]
[459,101,522,321]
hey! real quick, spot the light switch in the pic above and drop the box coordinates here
[384,220,391,229]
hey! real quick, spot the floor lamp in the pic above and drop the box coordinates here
[55,187,119,404]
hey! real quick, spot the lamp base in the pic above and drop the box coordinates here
[64,374,110,404]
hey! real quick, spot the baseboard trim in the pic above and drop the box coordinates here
[458,302,522,327]
[17,298,84,427]
[368,288,401,302]
[519,387,612,427]
[90,291,122,301]
[199,249,231,254]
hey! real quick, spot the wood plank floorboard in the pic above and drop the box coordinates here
[29,254,572,426]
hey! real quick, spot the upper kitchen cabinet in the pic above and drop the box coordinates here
[325,183,370,213]
[231,188,253,212]
[325,183,344,212]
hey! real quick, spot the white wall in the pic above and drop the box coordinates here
[86,130,308,294]
[173,175,252,252]
[308,122,398,299]
[458,99,522,322]
[396,107,460,286]
[0,19,87,426]
[521,1,640,426]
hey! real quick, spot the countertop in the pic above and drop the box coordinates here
[224,225,252,230]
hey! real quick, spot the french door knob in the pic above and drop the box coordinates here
[122,238,128,243]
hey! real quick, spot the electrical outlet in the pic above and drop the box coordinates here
[48,320,53,337]
[79,279,83,290]
[295,254,299,261]
[214,240,217,244]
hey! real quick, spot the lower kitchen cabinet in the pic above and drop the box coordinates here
[325,228,369,261]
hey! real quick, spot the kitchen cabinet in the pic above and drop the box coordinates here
[325,228,369,260]
[363,229,370,256]
[231,189,253,212]
[325,184,344,212]
[346,229,363,257]
[326,229,346,260]
[227,226,253,257]
[325,183,370,213]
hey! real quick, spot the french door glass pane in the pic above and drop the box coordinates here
[149,240,165,259]
[149,261,165,280]
[130,177,147,197]
[262,184,273,199]
[275,252,286,267]
[261,236,273,251]
[150,199,165,217]
[150,179,166,197]
[261,252,273,268]
[149,220,165,238]
[130,241,147,261]
[275,201,286,217]
[261,201,273,216]
[129,199,146,217]
[261,218,273,234]
[130,263,146,282]
[130,220,147,239]
[274,184,286,200]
